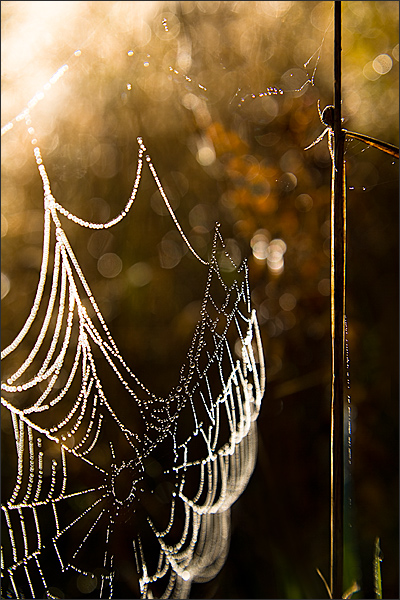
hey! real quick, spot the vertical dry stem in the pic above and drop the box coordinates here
[330,2,346,598]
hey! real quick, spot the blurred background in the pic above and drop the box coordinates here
[1,1,398,598]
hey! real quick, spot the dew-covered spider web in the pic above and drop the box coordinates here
[1,130,265,598]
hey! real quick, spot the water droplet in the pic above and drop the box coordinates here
[127,50,134,56]
[144,61,150,67]
[126,83,132,90]
[74,50,81,57]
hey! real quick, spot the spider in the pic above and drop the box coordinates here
[305,100,335,163]
[305,100,399,162]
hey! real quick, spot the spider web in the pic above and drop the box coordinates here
[1,134,265,599]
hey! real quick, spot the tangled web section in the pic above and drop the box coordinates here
[1,137,265,599]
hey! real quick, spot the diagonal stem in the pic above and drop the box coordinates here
[343,129,399,158]
[330,2,346,598]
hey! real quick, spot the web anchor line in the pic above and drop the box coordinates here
[1,134,265,599]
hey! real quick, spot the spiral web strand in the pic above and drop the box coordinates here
[1,134,265,599]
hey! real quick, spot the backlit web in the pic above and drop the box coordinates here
[1,126,265,598]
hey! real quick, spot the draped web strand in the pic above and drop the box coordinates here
[1,134,265,599]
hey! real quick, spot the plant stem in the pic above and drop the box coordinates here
[330,2,345,598]
[343,129,399,158]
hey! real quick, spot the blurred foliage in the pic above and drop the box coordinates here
[1,1,398,598]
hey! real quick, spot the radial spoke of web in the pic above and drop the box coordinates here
[232,373,246,434]
[2,506,18,564]
[33,449,43,503]
[82,313,152,411]
[4,401,59,448]
[44,458,58,503]
[2,399,109,479]
[82,348,142,448]
[48,382,90,437]
[55,217,156,401]
[236,374,251,439]
[56,496,103,539]
[80,414,104,456]
[71,393,99,452]
[71,507,107,560]
[43,337,81,412]
[22,291,78,412]
[202,457,217,510]
[9,417,25,504]
[61,485,107,502]
[1,208,51,360]
[64,373,94,432]
[199,389,215,426]
[210,389,221,453]
[224,337,239,383]
[193,463,206,504]
[81,312,147,401]
[199,426,215,465]
[22,427,35,503]
[3,268,74,403]
[36,254,68,377]
[15,258,69,389]
[5,242,62,385]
